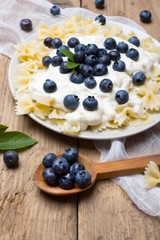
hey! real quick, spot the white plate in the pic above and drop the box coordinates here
[8,16,160,140]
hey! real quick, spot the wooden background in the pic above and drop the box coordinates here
[1,0,160,239]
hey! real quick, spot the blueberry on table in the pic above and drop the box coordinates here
[52,157,70,175]
[74,51,85,63]
[84,76,97,89]
[108,50,120,61]
[58,172,75,189]
[59,61,72,74]
[51,56,63,66]
[70,163,85,175]
[63,94,79,110]
[20,19,32,31]
[43,37,53,48]
[132,72,146,85]
[98,54,111,65]
[140,10,152,23]
[83,96,98,111]
[57,45,69,57]
[80,64,93,78]
[3,150,19,168]
[70,73,84,84]
[85,44,99,56]
[115,90,129,104]
[98,48,108,57]
[95,15,106,25]
[42,153,57,167]
[128,36,140,47]
[67,37,80,48]
[85,55,98,66]
[93,63,108,76]
[63,148,79,165]
[95,0,105,9]
[99,79,113,92]
[50,5,60,16]
[126,48,139,61]
[43,79,57,93]
[104,38,117,50]
[42,168,57,185]
[75,170,91,188]
[112,60,125,72]
[74,43,86,52]
[42,56,52,67]
[116,42,128,53]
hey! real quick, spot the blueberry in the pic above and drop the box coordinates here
[98,54,111,65]
[74,43,86,52]
[83,96,98,111]
[52,38,62,49]
[128,36,140,47]
[42,153,57,167]
[74,51,85,63]
[70,73,84,84]
[132,72,146,85]
[75,170,91,188]
[42,168,57,185]
[63,94,79,110]
[59,61,72,74]
[116,42,128,53]
[140,10,152,23]
[95,15,106,25]
[99,79,113,92]
[79,64,93,78]
[98,48,108,57]
[57,45,69,57]
[115,90,129,104]
[108,50,120,61]
[44,37,53,48]
[84,76,97,89]
[42,56,52,67]
[95,0,104,9]
[104,38,117,50]
[58,172,75,189]
[3,150,19,168]
[126,48,139,61]
[112,60,125,72]
[85,55,98,66]
[67,37,80,48]
[62,148,79,165]
[52,157,70,175]
[43,79,57,93]
[93,63,108,76]
[85,44,99,56]
[50,5,60,16]
[20,19,32,31]
[52,56,63,66]
[70,163,85,175]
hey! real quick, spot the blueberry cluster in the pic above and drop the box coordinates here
[42,148,91,189]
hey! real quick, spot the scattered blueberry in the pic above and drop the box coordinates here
[85,44,99,56]
[84,76,97,89]
[52,56,63,66]
[70,163,85,175]
[50,5,60,16]
[3,150,19,168]
[74,51,85,63]
[75,170,91,188]
[70,73,84,84]
[68,37,80,48]
[62,148,79,165]
[59,61,72,74]
[74,43,86,52]
[116,42,128,53]
[98,54,111,65]
[95,15,106,25]
[42,153,57,168]
[44,37,53,48]
[93,63,108,76]
[83,96,98,111]
[63,94,79,110]
[57,45,69,57]
[58,172,75,189]
[80,64,93,78]
[52,38,62,49]
[126,48,139,61]
[112,60,125,72]
[128,36,140,47]
[108,50,120,61]
[42,168,57,185]
[140,10,152,23]
[115,90,129,104]
[99,79,113,92]
[95,0,105,9]
[20,19,32,31]
[132,72,146,85]
[85,55,98,66]
[98,48,108,57]
[43,79,57,93]
[104,38,117,50]
[42,56,52,67]
[52,157,70,175]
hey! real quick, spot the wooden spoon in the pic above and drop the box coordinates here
[33,153,160,196]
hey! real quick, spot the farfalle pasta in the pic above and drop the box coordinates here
[144,161,160,188]
[14,15,160,134]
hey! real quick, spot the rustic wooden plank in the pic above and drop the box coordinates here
[78,0,160,240]
[0,1,80,240]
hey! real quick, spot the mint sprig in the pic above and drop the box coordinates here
[60,49,79,70]
[0,124,37,150]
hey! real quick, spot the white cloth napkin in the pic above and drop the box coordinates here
[1,0,160,216]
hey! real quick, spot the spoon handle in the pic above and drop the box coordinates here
[95,154,160,180]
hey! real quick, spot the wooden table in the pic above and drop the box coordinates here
[1,0,160,239]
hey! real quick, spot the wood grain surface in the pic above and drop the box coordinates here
[0,0,160,240]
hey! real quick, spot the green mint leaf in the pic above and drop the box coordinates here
[60,49,74,62]
[67,61,79,69]
[0,131,37,150]
[0,124,8,135]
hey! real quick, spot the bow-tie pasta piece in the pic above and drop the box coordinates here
[144,161,160,188]
[15,68,32,92]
